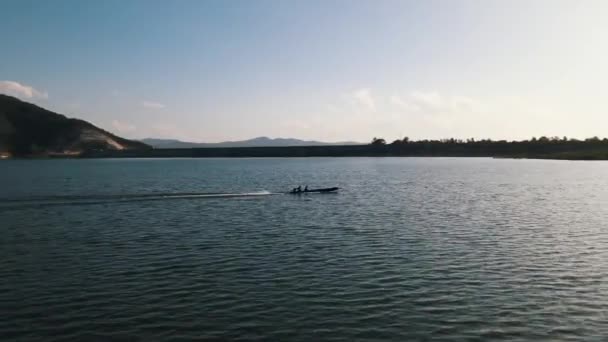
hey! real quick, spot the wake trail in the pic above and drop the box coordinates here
[0,190,281,209]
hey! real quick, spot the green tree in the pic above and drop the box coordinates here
[371,137,386,145]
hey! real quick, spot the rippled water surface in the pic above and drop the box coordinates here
[1,158,608,341]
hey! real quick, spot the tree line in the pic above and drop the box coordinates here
[85,135,608,160]
[371,136,608,146]
[365,136,608,160]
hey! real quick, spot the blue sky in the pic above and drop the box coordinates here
[1,0,607,142]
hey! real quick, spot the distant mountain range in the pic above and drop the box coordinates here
[141,137,361,148]
[0,94,359,158]
[0,94,149,157]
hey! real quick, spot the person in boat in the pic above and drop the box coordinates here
[304,185,308,192]
[297,185,302,192]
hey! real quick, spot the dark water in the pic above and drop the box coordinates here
[1,158,607,341]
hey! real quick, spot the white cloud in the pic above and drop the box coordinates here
[318,88,492,141]
[351,88,376,112]
[449,95,479,111]
[0,80,48,99]
[141,101,165,109]
[389,92,481,116]
[112,120,136,133]
[390,95,420,112]
[409,91,443,109]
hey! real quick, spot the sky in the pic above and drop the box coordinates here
[1,0,608,143]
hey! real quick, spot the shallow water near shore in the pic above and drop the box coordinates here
[1,157,608,341]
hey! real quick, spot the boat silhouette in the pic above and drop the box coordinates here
[288,187,339,194]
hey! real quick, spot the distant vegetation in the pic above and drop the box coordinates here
[365,136,608,160]
[85,136,608,160]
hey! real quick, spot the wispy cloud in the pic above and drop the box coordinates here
[112,120,137,133]
[0,80,48,99]
[390,92,480,115]
[141,101,165,109]
[449,95,477,111]
[409,91,442,109]
[351,88,376,112]
[319,88,489,141]
[390,95,420,112]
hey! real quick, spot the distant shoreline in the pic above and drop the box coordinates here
[6,139,608,161]
[75,142,608,160]
[4,154,606,161]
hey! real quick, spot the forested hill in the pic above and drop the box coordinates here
[0,94,149,157]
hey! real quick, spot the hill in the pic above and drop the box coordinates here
[0,94,150,157]
[141,137,360,148]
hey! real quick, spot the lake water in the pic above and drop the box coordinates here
[1,158,607,341]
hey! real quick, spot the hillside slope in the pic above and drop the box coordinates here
[0,94,149,157]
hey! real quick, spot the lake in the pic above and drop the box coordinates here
[1,158,607,341]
